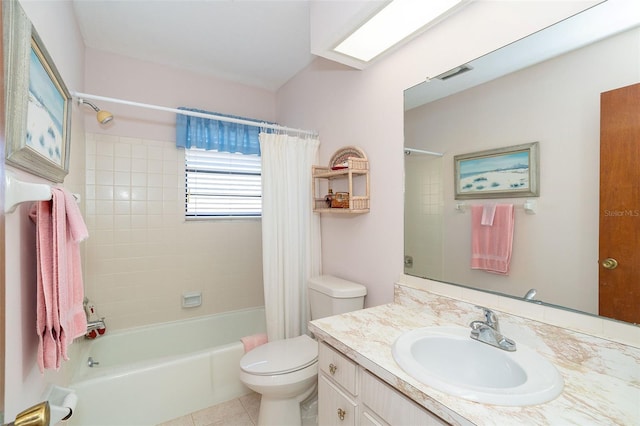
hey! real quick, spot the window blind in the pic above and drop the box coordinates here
[185,148,261,218]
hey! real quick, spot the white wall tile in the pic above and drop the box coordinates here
[95,170,114,185]
[84,133,265,330]
[114,156,131,172]
[95,185,114,200]
[131,158,147,173]
[113,171,130,186]
[95,155,114,171]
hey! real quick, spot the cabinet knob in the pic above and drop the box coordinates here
[329,363,337,375]
[337,408,346,421]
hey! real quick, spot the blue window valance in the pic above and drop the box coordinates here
[176,107,273,156]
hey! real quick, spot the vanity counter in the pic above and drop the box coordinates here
[309,288,640,425]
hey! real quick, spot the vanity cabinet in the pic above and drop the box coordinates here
[318,341,359,425]
[312,157,370,214]
[319,375,358,425]
[360,370,447,425]
[318,342,447,425]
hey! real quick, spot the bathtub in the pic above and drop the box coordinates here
[67,307,266,426]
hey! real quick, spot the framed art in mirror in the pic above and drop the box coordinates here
[454,142,539,200]
[4,0,71,183]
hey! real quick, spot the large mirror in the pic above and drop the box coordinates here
[404,1,640,325]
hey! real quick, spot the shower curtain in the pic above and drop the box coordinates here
[259,132,321,341]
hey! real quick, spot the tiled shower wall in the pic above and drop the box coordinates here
[404,155,443,279]
[83,133,265,331]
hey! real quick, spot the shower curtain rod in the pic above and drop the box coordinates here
[404,147,444,156]
[71,92,318,137]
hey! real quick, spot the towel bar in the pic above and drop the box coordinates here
[456,200,537,215]
[5,171,51,213]
[4,171,81,214]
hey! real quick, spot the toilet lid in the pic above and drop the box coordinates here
[240,334,318,375]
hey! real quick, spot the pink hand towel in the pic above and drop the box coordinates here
[471,204,514,275]
[30,199,59,371]
[58,188,89,356]
[30,187,89,372]
[241,333,268,353]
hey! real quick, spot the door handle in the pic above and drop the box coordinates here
[602,258,618,269]
[5,401,50,426]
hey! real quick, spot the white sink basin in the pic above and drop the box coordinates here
[392,326,563,406]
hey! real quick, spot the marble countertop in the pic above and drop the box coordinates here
[309,287,640,425]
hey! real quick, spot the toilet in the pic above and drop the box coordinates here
[240,275,367,426]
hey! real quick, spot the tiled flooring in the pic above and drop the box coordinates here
[157,393,261,426]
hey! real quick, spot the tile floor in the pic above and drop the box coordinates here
[157,393,261,426]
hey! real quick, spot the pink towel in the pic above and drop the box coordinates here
[30,188,89,372]
[241,333,268,353]
[31,199,58,371]
[471,204,514,275]
[481,203,497,226]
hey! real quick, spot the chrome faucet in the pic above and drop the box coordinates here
[86,318,106,332]
[84,297,106,333]
[469,306,516,352]
[523,288,537,301]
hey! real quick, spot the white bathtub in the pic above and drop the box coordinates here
[67,307,266,426]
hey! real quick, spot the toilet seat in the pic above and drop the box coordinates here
[240,334,318,376]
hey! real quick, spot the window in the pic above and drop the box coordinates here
[185,148,261,218]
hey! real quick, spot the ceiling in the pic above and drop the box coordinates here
[72,1,316,92]
[71,0,389,92]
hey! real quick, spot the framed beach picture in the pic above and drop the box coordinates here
[454,142,539,200]
[4,0,71,182]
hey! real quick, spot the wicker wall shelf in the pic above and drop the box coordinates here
[312,157,370,214]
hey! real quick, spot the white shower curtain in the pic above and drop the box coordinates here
[259,132,322,341]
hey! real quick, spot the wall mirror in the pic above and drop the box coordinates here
[403,1,640,325]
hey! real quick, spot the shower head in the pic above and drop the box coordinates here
[96,109,114,125]
[78,99,114,124]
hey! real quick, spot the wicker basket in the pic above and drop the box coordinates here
[331,192,350,208]
[349,197,369,210]
[344,157,368,171]
[329,146,367,170]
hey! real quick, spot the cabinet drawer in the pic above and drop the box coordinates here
[360,409,389,426]
[319,342,358,395]
[319,375,357,426]
[361,370,448,425]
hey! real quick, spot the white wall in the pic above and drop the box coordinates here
[82,49,277,140]
[5,0,86,419]
[276,0,599,307]
[405,28,640,314]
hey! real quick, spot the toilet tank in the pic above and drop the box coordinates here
[308,275,367,320]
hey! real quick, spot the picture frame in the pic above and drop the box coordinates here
[4,0,71,183]
[454,142,539,200]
